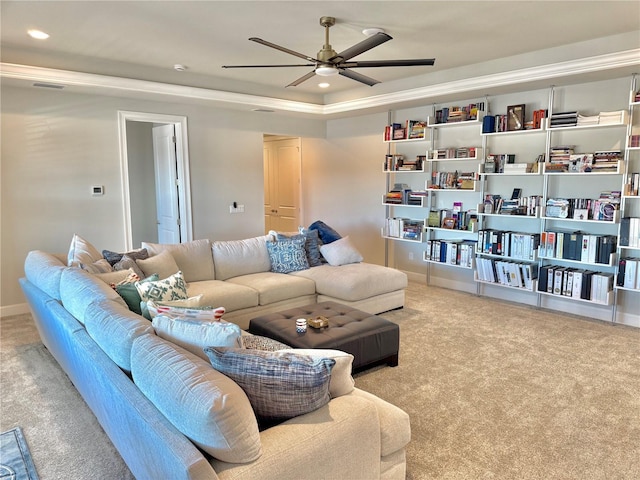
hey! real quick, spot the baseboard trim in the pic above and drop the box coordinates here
[404,271,426,284]
[1,303,29,318]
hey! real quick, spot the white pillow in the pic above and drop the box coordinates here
[152,315,242,360]
[319,236,363,266]
[279,349,355,397]
[67,234,103,268]
[146,299,225,321]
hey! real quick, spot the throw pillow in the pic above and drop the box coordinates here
[102,248,148,266]
[140,295,208,320]
[115,274,159,315]
[136,250,180,280]
[113,254,146,279]
[279,349,355,398]
[79,258,113,274]
[319,236,364,266]
[240,334,290,351]
[308,220,342,245]
[152,315,242,360]
[94,268,137,287]
[131,334,262,463]
[205,347,335,427]
[135,271,188,303]
[273,228,323,267]
[146,300,225,322]
[67,233,103,267]
[266,237,309,273]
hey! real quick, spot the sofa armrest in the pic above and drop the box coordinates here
[350,388,411,457]
[212,395,381,480]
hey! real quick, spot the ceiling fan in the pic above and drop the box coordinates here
[222,16,435,87]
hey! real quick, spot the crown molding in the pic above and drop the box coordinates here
[2,49,638,116]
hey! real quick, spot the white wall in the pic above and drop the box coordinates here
[0,85,325,309]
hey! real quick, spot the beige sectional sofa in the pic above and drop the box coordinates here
[20,233,412,479]
[139,235,408,330]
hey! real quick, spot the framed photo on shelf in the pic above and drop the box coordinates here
[441,217,456,229]
[507,104,525,131]
[393,128,406,140]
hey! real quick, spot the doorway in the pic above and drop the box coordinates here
[263,136,302,233]
[117,111,193,249]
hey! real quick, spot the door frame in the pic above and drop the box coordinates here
[117,110,193,249]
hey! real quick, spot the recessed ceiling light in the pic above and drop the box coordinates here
[318,83,330,88]
[362,27,385,36]
[252,108,275,113]
[174,64,187,72]
[28,29,50,40]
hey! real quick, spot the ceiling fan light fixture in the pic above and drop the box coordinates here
[315,65,338,77]
[362,27,385,37]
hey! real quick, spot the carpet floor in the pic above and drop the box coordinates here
[1,281,639,479]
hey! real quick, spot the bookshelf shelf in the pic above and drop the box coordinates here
[537,289,614,306]
[538,255,617,268]
[426,226,476,235]
[481,127,545,137]
[427,116,484,128]
[383,167,426,173]
[423,257,475,270]
[382,235,425,243]
[476,251,539,262]
[474,274,538,292]
[545,113,628,131]
[383,137,428,144]
[615,285,640,293]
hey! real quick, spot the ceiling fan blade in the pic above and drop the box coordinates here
[329,32,392,63]
[249,37,320,63]
[286,70,317,87]
[338,69,380,87]
[222,64,316,69]
[340,58,436,68]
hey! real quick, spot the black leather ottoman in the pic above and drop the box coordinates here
[248,301,399,372]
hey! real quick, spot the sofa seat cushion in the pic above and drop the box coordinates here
[226,272,316,306]
[142,239,215,283]
[290,263,408,302]
[211,236,271,281]
[131,334,262,464]
[84,298,154,372]
[186,280,259,312]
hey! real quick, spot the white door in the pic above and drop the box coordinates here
[264,137,301,233]
[153,124,181,243]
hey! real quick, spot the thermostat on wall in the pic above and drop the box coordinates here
[92,185,104,196]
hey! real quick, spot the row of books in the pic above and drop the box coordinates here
[620,217,640,247]
[429,171,477,190]
[431,147,477,160]
[623,173,640,196]
[544,194,620,222]
[484,154,515,173]
[482,194,542,217]
[546,148,622,173]
[539,231,616,264]
[383,120,427,141]
[475,257,538,290]
[538,266,613,303]
[630,135,640,148]
[432,103,484,124]
[425,240,476,267]
[383,154,425,172]
[427,208,478,231]
[477,230,540,260]
[383,218,424,241]
[549,110,626,128]
[617,258,640,290]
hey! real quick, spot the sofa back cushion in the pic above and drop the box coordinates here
[131,334,262,464]
[84,298,154,372]
[211,236,271,281]
[141,239,215,283]
[60,267,127,324]
[24,250,67,301]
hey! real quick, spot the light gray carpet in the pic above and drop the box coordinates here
[1,282,639,479]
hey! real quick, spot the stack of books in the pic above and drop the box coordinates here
[588,150,621,172]
[618,258,640,289]
[598,110,626,125]
[549,111,578,128]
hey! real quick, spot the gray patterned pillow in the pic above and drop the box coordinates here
[275,228,323,267]
[102,248,149,266]
[205,347,334,427]
[240,334,289,351]
[113,254,145,279]
[135,271,188,303]
[266,237,309,273]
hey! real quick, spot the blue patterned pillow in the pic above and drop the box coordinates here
[205,347,335,427]
[276,228,322,267]
[266,237,309,273]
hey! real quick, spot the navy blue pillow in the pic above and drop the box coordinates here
[308,221,342,244]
